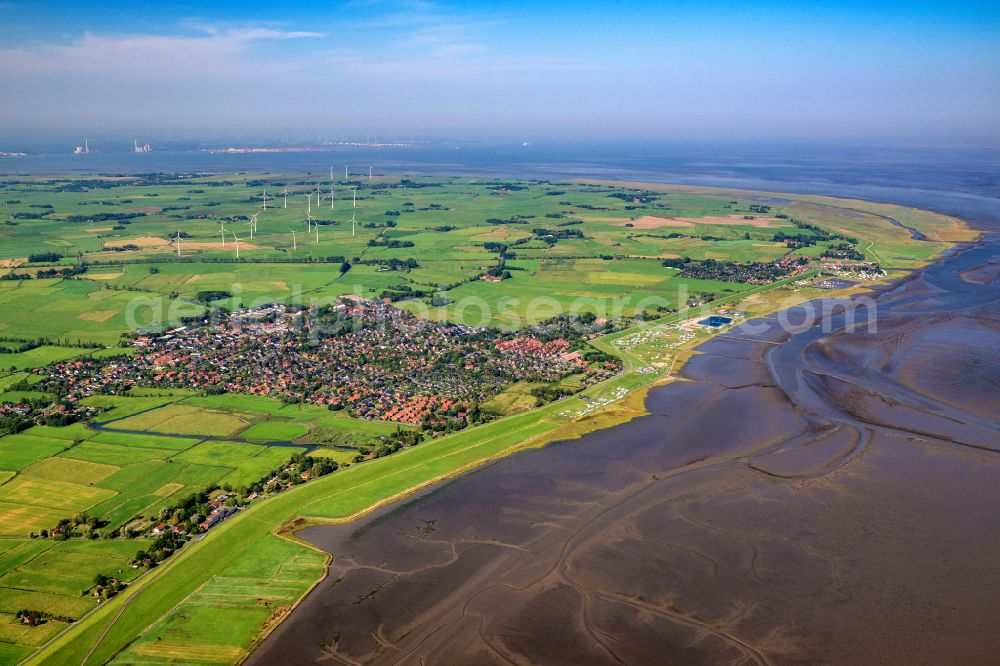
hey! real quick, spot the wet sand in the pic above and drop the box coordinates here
[249,238,1000,665]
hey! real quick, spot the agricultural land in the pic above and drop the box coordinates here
[0,174,974,664]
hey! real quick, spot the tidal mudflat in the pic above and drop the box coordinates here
[251,238,1000,665]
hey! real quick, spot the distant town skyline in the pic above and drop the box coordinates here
[1,0,998,144]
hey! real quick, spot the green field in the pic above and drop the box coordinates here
[0,434,71,471]
[0,345,89,371]
[0,388,414,659]
[110,404,251,438]
[0,174,974,664]
[237,421,309,441]
[0,538,151,657]
[1,175,967,341]
[0,279,200,346]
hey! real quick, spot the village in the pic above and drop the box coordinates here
[35,298,620,432]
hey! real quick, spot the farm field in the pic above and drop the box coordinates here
[0,175,974,665]
[238,421,309,441]
[0,538,152,660]
[0,175,963,338]
[0,390,413,660]
[0,345,90,372]
[0,278,199,346]
[8,269,912,666]
[109,403,252,438]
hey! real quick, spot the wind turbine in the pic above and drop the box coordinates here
[350,187,358,237]
[290,230,297,251]
[314,221,319,244]
[305,195,315,233]
[344,165,348,178]
[262,187,268,211]
[231,230,242,259]
[174,230,182,257]
[219,221,227,248]
[282,187,288,209]
[248,213,258,240]
[330,181,335,210]
[369,166,373,181]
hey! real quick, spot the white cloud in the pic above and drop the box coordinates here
[0,25,323,77]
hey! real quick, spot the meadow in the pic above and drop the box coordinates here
[0,174,973,664]
[1,174,960,339]
[0,389,410,660]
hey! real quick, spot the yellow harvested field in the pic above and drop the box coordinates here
[680,214,780,227]
[113,404,250,437]
[617,216,689,228]
[0,477,116,512]
[103,236,171,249]
[22,457,119,485]
[619,214,779,229]
[620,253,681,260]
[131,641,245,663]
[154,482,185,497]
[584,271,664,286]
[0,613,67,645]
[0,501,65,534]
[78,309,119,322]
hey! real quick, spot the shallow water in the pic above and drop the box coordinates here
[248,176,1000,664]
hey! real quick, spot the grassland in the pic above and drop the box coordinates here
[0,175,973,665]
[0,346,90,372]
[0,279,198,346]
[0,538,151,661]
[1,175,968,341]
[0,390,411,660]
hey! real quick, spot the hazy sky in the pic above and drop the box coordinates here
[1,0,998,144]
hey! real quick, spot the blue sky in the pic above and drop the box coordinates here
[1,0,998,143]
